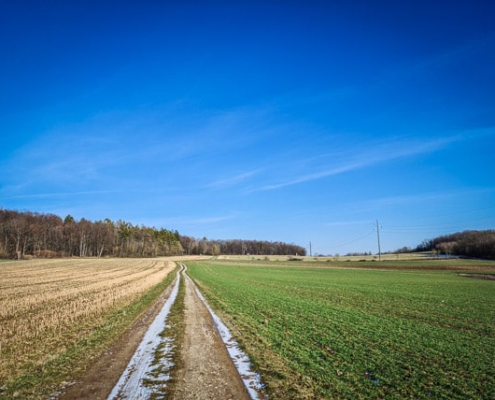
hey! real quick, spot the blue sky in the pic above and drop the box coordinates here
[1,1,494,255]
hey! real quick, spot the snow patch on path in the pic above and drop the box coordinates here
[186,272,265,400]
[107,269,181,400]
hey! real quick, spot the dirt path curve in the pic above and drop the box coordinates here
[172,272,251,400]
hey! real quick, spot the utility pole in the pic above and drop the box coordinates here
[376,220,381,261]
[309,241,312,257]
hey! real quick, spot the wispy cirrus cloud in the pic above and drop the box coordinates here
[142,214,238,229]
[1,104,274,195]
[207,169,261,189]
[247,162,364,192]
[343,188,495,216]
[247,134,461,192]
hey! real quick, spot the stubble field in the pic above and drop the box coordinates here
[0,258,176,398]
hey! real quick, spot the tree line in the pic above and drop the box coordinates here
[0,209,182,259]
[180,236,306,256]
[0,208,306,259]
[415,230,495,260]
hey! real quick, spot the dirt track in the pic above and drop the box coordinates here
[58,264,251,400]
[172,273,250,400]
[57,277,177,400]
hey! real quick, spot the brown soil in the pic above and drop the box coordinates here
[58,262,251,400]
[171,273,250,400]
[459,273,495,280]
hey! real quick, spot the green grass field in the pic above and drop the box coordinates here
[186,260,495,399]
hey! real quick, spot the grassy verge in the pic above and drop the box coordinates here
[0,265,179,400]
[186,261,495,399]
[162,270,186,398]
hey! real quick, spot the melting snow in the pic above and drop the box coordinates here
[187,274,265,400]
[108,264,265,400]
[107,271,181,399]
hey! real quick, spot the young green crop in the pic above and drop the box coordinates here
[186,261,495,399]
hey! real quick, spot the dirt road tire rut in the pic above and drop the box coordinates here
[172,273,250,400]
[58,264,252,400]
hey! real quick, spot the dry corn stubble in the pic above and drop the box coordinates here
[0,258,174,383]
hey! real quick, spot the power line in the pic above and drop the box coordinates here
[326,230,375,251]
[376,220,382,261]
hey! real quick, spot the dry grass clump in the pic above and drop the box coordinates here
[0,258,174,384]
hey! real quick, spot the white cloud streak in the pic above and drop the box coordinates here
[348,187,495,213]
[145,214,237,228]
[207,169,261,189]
[248,135,461,192]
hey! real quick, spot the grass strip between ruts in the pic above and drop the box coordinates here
[143,268,186,399]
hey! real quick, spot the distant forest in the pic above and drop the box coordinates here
[0,209,306,259]
[415,230,495,260]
